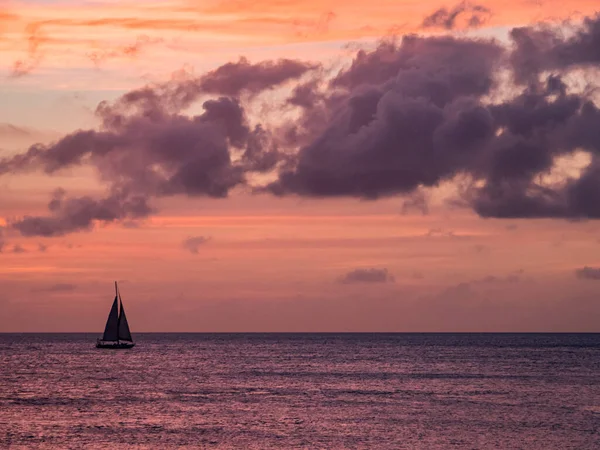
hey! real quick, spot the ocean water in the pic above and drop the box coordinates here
[1,333,600,449]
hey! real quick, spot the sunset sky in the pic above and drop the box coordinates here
[1,0,600,332]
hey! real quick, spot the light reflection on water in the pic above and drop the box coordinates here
[1,333,600,449]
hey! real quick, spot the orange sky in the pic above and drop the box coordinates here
[1,0,600,331]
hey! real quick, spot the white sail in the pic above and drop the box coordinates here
[102,296,119,341]
[118,298,133,342]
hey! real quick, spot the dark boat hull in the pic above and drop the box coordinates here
[96,341,135,349]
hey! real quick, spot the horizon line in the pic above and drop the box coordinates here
[1,331,599,334]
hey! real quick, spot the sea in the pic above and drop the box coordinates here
[1,333,600,449]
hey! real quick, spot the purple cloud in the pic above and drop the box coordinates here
[11,188,152,237]
[199,57,319,97]
[422,2,492,30]
[32,283,77,292]
[575,266,600,280]
[3,14,600,237]
[339,268,395,284]
[182,236,211,254]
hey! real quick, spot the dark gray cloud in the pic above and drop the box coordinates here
[422,2,492,30]
[10,188,152,237]
[0,123,33,138]
[0,55,314,180]
[471,159,600,219]
[510,15,600,85]
[32,283,77,292]
[401,190,429,215]
[270,16,600,218]
[476,272,523,284]
[473,244,489,253]
[442,270,525,294]
[426,228,457,238]
[331,35,502,95]
[3,14,600,237]
[575,266,600,280]
[199,57,318,97]
[182,236,210,254]
[0,60,298,236]
[269,35,504,198]
[339,268,395,284]
[12,244,27,253]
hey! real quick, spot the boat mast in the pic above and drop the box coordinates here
[115,281,119,343]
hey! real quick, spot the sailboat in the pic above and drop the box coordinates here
[96,281,135,349]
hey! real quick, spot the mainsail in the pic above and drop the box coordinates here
[102,296,119,341]
[117,297,133,342]
[97,281,135,349]
[101,281,133,343]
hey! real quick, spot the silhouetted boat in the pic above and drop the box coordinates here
[96,282,135,349]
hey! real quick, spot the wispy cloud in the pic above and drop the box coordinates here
[12,244,27,254]
[87,34,164,67]
[422,2,492,30]
[575,266,600,280]
[339,268,395,284]
[5,0,598,78]
[182,236,211,254]
[9,22,47,77]
[31,283,77,293]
